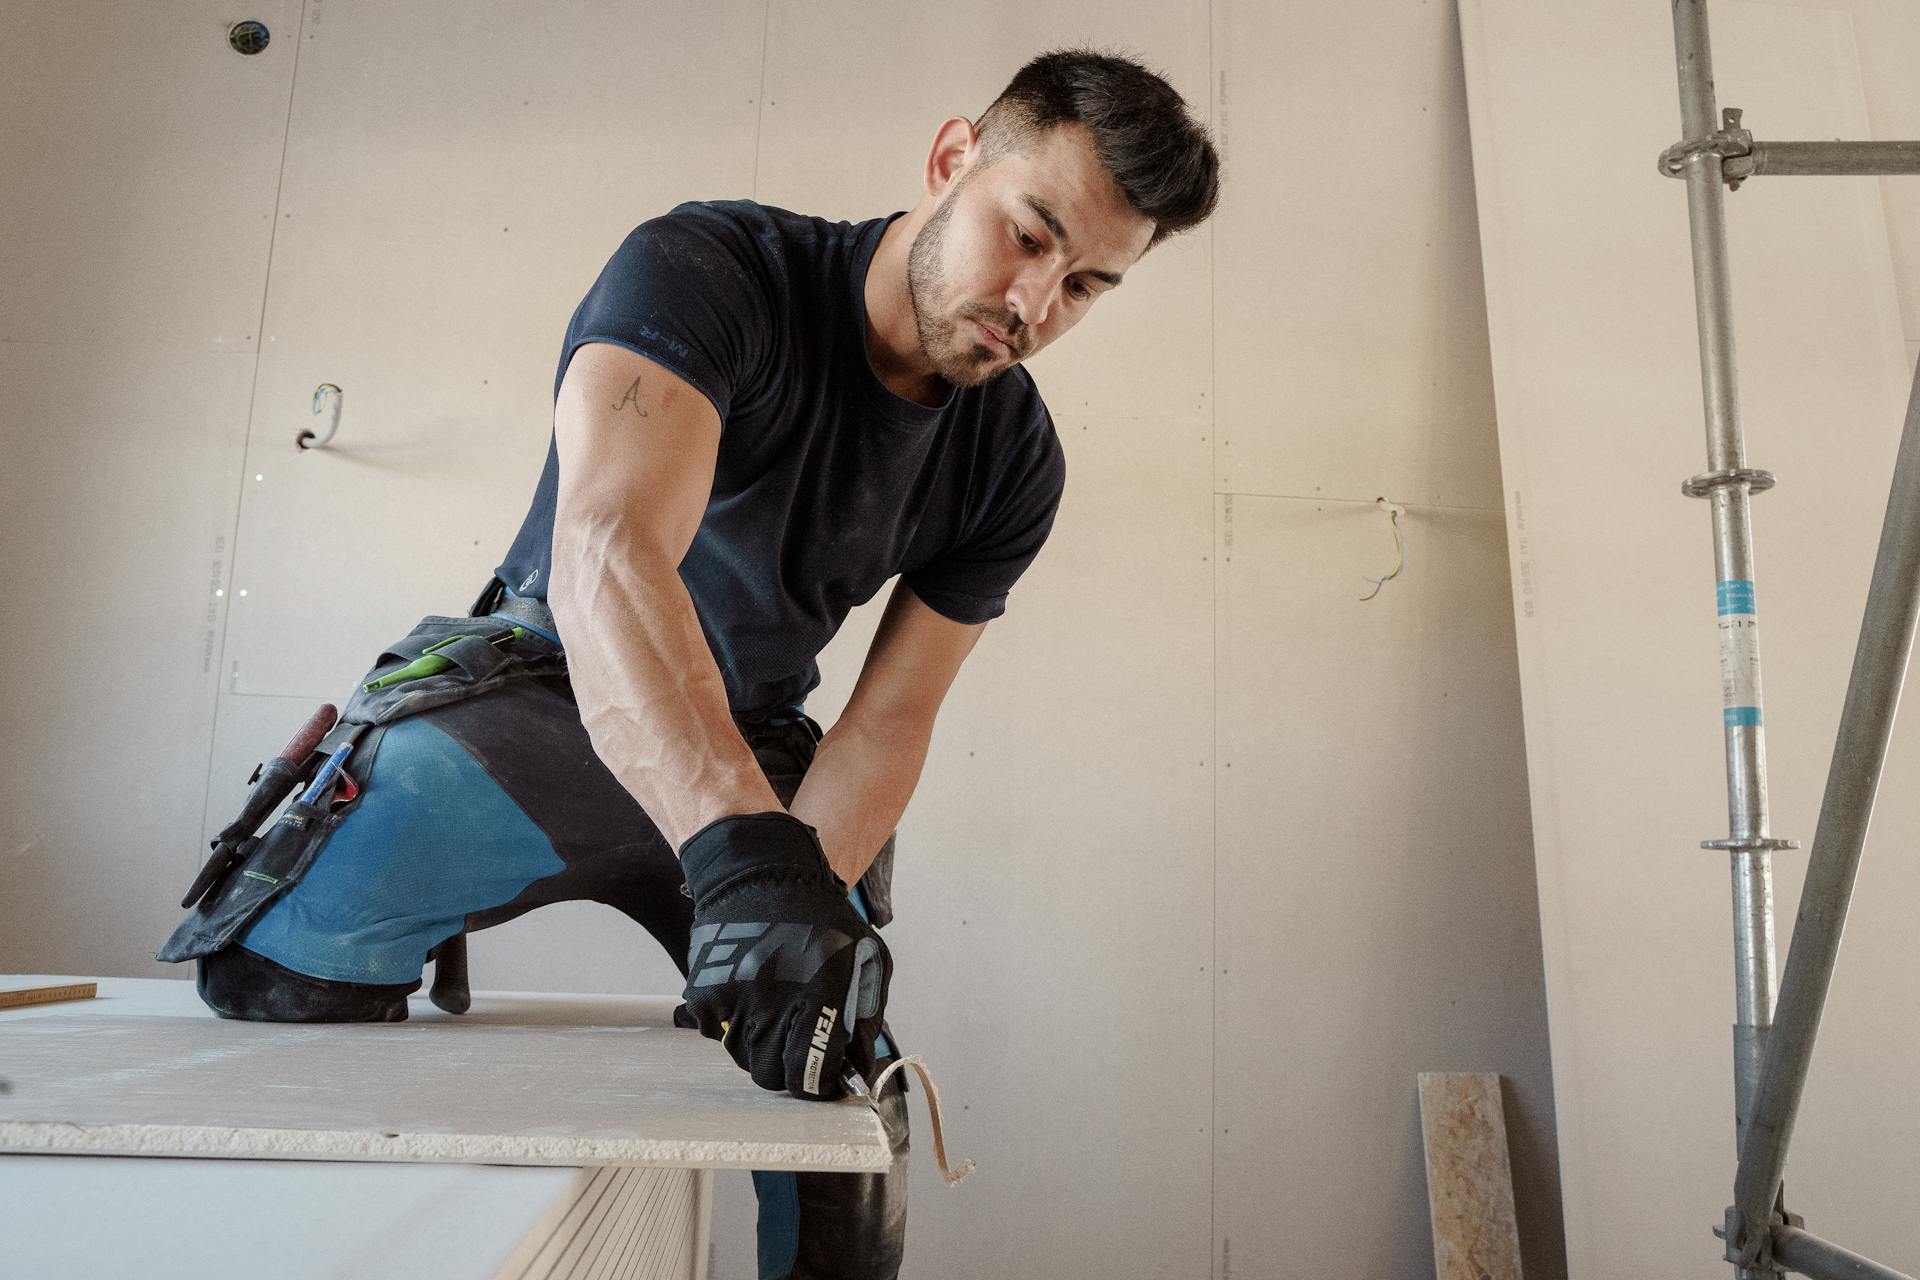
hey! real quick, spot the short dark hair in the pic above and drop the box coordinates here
[975,49,1221,247]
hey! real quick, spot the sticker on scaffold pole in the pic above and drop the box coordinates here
[1718,578,1763,727]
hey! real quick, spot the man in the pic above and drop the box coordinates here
[163,48,1218,1278]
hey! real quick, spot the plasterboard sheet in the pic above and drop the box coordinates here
[0,0,297,350]
[1210,0,1503,510]
[0,1013,887,1170]
[754,0,1214,428]
[0,1155,577,1280]
[1459,0,1920,1272]
[0,343,252,977]
[1212,492,1561,1279]
[219,0,765,698]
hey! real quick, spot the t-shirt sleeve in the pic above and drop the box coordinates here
[905,423,1067,625]
[558,206,773,420]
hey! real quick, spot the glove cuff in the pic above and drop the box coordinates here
[679,811,841,905]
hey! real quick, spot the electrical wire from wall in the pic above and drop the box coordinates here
[1361,497,1406,601]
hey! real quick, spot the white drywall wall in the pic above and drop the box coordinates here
[0,0,300,977]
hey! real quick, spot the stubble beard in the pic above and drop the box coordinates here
[905,187,1020,389]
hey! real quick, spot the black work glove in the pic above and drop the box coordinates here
[680,812,891,1100]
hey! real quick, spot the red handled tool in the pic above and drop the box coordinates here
[179,703,339,909]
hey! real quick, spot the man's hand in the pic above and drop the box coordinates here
[680,812,890,1099]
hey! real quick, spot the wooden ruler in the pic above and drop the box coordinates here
[0,983,98,1012]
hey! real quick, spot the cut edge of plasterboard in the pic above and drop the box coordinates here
[0,1120,892,1172]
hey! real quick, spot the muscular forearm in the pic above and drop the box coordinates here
[788,712,933,888]
[549,512,780,850]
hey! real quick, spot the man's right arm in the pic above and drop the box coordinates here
[546,341,781,849]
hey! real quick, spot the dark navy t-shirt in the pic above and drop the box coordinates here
[496,201,1066,718]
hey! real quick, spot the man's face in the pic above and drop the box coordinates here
[906,124,1155,388]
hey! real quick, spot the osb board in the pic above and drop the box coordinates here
[0,1012,886,1170]
[1459,0,1920,1271]
[1419,1072,1523,1280]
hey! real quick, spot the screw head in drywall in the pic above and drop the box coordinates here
[228,21,270,55]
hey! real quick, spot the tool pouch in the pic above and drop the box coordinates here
[156,764,362,963]
[157,588,566,964]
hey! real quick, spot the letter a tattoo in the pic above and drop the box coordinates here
[611,377,648,417]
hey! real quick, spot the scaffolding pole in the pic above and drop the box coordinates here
[1664,2,1920,1277]
[1727,266,1920,1276]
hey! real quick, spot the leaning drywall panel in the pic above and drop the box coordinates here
[752,0,1214,430]
[220,0,766,700]
[0,344,256,977]
[1210,0,1504,511]
[1213,493,1560,1280]
[0,0,299,351]
[1459,0,1920,1271]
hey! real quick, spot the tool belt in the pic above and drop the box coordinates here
[157,583,565,971]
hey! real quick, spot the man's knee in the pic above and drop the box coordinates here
[196,945,419,1023]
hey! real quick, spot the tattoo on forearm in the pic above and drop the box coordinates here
[611,377,649,417]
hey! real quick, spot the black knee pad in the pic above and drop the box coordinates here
[196,946,419,1023]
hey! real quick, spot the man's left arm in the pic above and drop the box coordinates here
[789,580,986,887]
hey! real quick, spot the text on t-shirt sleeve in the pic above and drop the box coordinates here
[558,205,774,421]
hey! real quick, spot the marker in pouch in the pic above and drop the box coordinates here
[298,742,355,807]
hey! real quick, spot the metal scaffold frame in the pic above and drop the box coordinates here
[1662,3,1920,1278]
